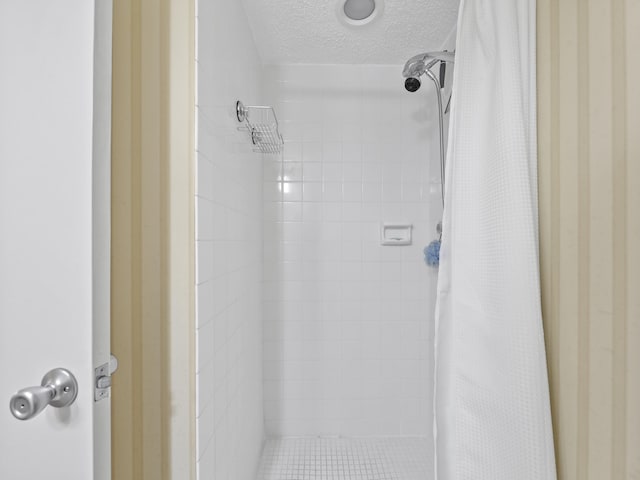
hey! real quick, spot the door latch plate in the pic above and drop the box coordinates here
[94,354,118,402]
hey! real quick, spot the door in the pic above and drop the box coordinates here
[0,2,113,479]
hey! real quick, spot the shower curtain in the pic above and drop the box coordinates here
[434,0,557,479]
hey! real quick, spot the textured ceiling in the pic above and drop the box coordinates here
[240,0,460,65]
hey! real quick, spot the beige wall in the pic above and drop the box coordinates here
[537,1,640,479]
[111,0,195,479]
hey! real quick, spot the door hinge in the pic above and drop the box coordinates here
[94,354,118,402]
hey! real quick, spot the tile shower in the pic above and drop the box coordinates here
[196,2,450,479]
[262,64,441,438]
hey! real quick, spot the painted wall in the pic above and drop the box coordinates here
[195,1,264,479]
[261,64,448,438]
[538,0,640,478]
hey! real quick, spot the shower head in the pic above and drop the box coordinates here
[403,56,431,92]
[404,77,421,92]
[403,56,437,92]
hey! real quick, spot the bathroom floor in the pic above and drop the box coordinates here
[256,437,432,480]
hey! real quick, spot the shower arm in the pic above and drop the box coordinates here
[402,52,454,77]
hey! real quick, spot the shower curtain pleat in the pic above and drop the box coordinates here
[434,0,557,478]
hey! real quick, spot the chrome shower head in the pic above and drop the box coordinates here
[402,56,438,92]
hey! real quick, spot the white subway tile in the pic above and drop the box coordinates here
[302,181,322,201]
[302,163,323,183]
[322,182,343,202]
[322,163,343,182]
[282,162,302,182]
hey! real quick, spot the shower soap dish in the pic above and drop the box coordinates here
[236,100,284,154]
[380,224,412,246]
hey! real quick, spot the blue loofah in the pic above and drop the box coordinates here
[424,240,441,267]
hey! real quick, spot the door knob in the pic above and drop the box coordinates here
[9,368,78,421]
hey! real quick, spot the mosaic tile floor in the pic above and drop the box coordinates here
[256,437,432,480]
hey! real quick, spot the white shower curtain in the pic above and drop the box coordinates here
[434,1,557,479]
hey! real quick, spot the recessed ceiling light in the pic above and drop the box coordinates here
[344,0,375,20]
[337,0,384,27]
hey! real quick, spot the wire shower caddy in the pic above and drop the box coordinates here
[236,100,284,154]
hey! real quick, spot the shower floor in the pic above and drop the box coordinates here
[256,437,432,480]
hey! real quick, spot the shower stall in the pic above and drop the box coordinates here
[194,0,553,479]
[195,1,456,478]
[195,0,555,480]
[257,61,449,479]
[197,25,450,480]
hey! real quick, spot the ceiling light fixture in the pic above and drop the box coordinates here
[344,0,375,20]
[337,0,384,27]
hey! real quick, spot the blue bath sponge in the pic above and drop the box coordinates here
[424,240,441,267]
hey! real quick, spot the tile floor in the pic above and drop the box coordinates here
[256,437,432,480]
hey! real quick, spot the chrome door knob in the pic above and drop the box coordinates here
[9,368,78,421]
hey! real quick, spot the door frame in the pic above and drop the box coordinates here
[111,1,196,479]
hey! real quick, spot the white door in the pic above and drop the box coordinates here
[0,2,113,479]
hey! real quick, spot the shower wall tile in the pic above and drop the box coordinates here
[195,1,264,479]
[262,64,443,437]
